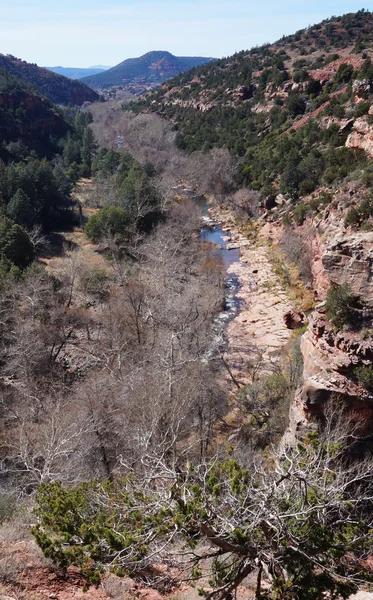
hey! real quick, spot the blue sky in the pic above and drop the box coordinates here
[0,1,369,67]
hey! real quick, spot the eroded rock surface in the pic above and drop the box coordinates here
[346,116,373,158]
[286,309,373,443]
[322,232,373,304]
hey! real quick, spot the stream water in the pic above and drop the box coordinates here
[200,213,242,322]
[176,188,243,323]
[179,189,243,325]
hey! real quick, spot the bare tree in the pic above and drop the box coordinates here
[33,408,373,600]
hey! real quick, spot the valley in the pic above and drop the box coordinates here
[2,8,373,600]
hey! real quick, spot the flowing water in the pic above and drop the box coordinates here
[200,215,242,321]
[177,188,243,324]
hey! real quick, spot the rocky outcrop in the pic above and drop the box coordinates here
[322,232,373,305]
[352,78,372,96]
[346,116,373,158]
[286,309,373,442]
[170,97,217,112]
[320,116,354,133]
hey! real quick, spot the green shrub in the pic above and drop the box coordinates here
[325,283,361,329]
[344,207,360,228]
[85,206,130,243]
[354,364,373,392]
[299,179,316,196]
[0,495,17,524]
[335,63,354,83]
[293,202,307,225]
[354,101,370,118]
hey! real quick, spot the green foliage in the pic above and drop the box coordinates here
[61,110,98,180]
[0,215,34,279]
[354,100,370,118]
[91,148,163,234]
[287,93,306,118]
[0,495,17,524]
[0,158,73,230]
[7,189,36,228]
[325,283,361,329]
[85,206,130,243]
[335,63,354,83]
[81,127,98,177]
[293,201,307,224]
[344,197,373,229]
[344,206,360,228]
[354,364,373,392]
[32,478,172,583]
[33,434,373,598]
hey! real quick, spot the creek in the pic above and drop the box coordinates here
[178,190,243,345]
[200,212,242,323]
[177,188,243,325]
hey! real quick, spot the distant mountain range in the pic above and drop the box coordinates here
[79,51,214,88]
[0,54,99,105]
[46,66,112,80]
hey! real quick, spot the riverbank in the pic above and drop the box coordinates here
[208,207,295,387]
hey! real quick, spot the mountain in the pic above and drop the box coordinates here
[131,10,373,193]
[0,68,69,162]
[45,66,110,80]
[0,54,99,105]
[79,51,214,89]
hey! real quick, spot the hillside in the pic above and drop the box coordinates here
[79,50,214,89]
[0,69,70,162]
[0,54,99,105]
[45,66,110,80]
[130,10,373,195]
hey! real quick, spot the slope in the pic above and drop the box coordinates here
[79,50,214,88]
[129,9,373,200]
[0,54,99,105]
[0,68,70,162]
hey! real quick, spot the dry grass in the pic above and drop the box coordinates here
[267,246,315,311]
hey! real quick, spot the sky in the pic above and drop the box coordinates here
[0,1,370,68]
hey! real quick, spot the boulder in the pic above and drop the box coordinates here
[275,193,286,206]
[352,78,371,96]
[283,309,305,329]
[263,195,276,210]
